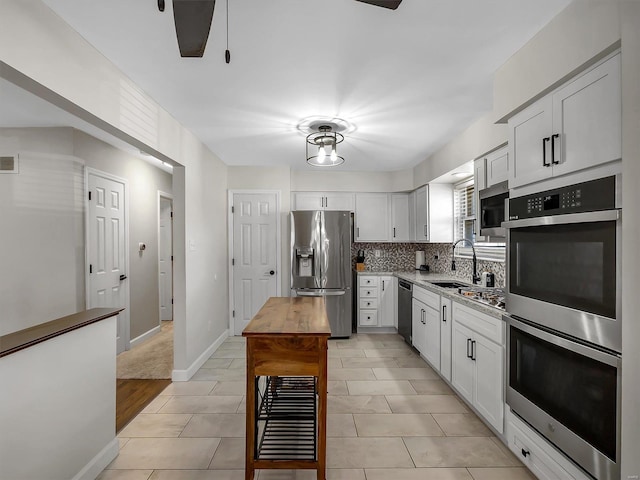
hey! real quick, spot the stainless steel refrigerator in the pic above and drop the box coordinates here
[291,210,352,337]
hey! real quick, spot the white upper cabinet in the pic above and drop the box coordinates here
[355,193,390,242]
[509,54,621,189]
[292,192,355,211]
[390,194,411,242]
[485,147,509,187]
[414,184,454,243]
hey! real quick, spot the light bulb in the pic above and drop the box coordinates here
[317,146,326,163]
[330,147,337,162]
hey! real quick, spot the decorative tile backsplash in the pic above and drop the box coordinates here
[352,242,505,287]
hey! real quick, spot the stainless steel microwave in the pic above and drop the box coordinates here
[479,181,508,237]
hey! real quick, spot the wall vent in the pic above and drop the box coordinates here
[0,155,18,173]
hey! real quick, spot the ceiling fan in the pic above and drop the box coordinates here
[158,0,402,58]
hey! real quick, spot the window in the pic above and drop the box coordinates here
[453,179,505,262]
[453,179,475,244]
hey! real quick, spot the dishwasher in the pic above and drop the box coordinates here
[397,279,412,345]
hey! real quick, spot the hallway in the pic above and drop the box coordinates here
[99,333,532,480]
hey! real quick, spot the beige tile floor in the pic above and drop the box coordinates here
[99,333,534,480]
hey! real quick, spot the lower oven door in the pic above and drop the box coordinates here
[506,316,621,480]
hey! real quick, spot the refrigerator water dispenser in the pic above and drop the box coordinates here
[295,247,315,277]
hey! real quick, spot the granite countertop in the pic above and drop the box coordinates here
[357,270,506,320]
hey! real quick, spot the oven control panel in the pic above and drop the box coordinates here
[509,176,617,220]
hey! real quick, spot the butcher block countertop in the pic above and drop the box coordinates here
[242,296,331,337]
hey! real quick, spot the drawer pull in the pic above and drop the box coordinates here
[521,448,530,458]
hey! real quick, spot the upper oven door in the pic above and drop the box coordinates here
[504,209,621,352]
[479,181,508,237]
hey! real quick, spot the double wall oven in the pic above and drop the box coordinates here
[504,175,621,480]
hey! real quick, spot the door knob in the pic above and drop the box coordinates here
[269,270,275,276]
[119,274,127,281]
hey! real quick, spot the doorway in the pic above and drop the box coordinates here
[159,193,173,322]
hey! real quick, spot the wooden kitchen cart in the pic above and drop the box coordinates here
[242,296,331,480]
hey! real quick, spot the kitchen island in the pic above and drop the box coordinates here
[242,296,331,480]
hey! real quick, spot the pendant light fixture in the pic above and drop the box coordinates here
[306,125,344,167]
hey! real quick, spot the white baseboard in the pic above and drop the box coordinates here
[72,437,119,480]
[172,328,229,381]
[129,324,161,348]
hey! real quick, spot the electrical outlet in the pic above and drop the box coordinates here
[375,249,381,258]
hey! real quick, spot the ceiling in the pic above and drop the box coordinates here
[25,0,571,172]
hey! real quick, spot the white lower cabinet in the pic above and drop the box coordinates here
[451,302,504,433]
[506,410,589,480]
[358,275,396,329]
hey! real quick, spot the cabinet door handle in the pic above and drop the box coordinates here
[542,137,550,167]
[325,196,329,208]
[382,280,385,291]
[393,227,396,238]
[521,448,530,458]
[424,225,427,238]
[466,338,472,358]
[357,227,360,238]
[442,305,446,322]
[551,134,560,165]
[471,340,477,361]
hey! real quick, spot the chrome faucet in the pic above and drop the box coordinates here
[451,238,480,285]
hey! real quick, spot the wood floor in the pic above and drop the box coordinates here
[116,378,172,432]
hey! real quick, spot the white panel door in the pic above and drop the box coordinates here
[159,196,173,321]
[474,334,504,433]
[88,172,128,354]
[232,193,278,335]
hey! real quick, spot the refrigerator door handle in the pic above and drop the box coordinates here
[295,289,346,297]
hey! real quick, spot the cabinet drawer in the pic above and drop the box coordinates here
[359,287,378,298]
[359,298,378,310]
[508,415,577,480]
[360,276,379,287]
[413,285,440,311]
[359,310,378,326]
[453,302,504,345]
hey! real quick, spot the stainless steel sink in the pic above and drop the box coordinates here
[429,281,468,289]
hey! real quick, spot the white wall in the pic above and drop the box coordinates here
[620,2,640,477]
[0,318,118,480]
[493,1,620,122]
[291,169,413,192]
[412,112,508,185]
[0,128,84,335]
[0,1,230,376]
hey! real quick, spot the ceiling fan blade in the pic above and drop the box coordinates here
[172,0,216,57]
[355,0,402,10]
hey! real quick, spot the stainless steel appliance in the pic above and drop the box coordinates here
[291,210,352,337]
[507,316,621,480]
[479,180,508,237]
[397,279,412,345]
[504,174,622,480]
[504,175,621,352]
